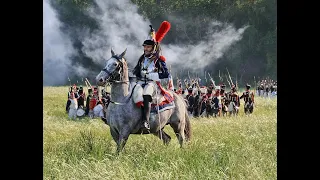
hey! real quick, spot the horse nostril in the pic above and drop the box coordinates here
[99,78,104,82]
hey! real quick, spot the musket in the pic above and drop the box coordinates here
[254,76,257,94]
[207,72,216,89]
[204,70,207,84]
[85,78,93,89]
[226,67,234,86]
[168,65,175,90]
[235,74,238,91]
[187,70,192,83]
[225,74,231,89]
[219,70,223,82]
[184,79,189,89]
[67,76,71,87]
[84,80,90,89]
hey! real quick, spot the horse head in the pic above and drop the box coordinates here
[96,48,127,86]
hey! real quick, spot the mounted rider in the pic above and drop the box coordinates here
[133,21,171,130]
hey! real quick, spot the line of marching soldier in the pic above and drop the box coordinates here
[65,84,111,120]
[175,78,255,117]
[256,78,277,98]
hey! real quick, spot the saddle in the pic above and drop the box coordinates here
[151,81,175,114]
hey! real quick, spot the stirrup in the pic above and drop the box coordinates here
[141,121,150,130]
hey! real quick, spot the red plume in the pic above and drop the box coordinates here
[155,21,171,43]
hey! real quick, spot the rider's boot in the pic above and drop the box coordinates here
[141,95,151,130]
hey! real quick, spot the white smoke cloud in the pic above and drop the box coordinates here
[82,0,248,77]
[43,0,89,86]
[81,0,150,68]
[44,0,248,85]
[163,21,248,74]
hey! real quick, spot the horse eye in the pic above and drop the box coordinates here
[114,63,117,66]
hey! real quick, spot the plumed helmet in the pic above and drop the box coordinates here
[142,25,156,46]
[142,21,171,58]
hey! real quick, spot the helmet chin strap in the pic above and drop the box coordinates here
[144,52,153,58]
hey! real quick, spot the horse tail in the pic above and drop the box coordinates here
[184,110,192,142]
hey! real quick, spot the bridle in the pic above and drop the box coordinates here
[100,55,134,106]
[102,55,129,84]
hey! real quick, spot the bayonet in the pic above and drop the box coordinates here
[226,67,234,86]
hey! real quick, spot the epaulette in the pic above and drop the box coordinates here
[159,55,166,62]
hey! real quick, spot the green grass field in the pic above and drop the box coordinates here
[44,86,277,180]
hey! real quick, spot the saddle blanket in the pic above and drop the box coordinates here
[151,101,175,114]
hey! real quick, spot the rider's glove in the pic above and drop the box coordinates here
[141,70,148,77]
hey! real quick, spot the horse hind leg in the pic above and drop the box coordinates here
[153,129,171,145]
[170,122,186,148]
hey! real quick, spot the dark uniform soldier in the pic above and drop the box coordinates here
[101,90,111,109]
[185,88,195,115]
[257,81,264,97]
[219,84,228,115]
[100,91,110,124]
[194,86,207,117]
[265,83,270,97]
[240,84,255,114]
[227,86,240,115]
[67,86,73,98]
[77,86,86,108]
[85,88,93,115]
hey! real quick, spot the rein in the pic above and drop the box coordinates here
[101,55,136,105]
[106,80,138,106]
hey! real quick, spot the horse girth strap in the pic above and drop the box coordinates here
[110,101,127,105]
[109,80,130,84]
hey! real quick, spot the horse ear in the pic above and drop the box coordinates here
[118,48,127,59]
[111,47,115,56]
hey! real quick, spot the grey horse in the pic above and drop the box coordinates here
[96,48,192,154]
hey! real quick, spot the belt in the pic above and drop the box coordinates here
[138,78,155,82]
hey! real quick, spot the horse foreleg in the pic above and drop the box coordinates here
[117,138,127,154]
[110,128,120,154]
[153,130,171,145]
[116,129,130,154]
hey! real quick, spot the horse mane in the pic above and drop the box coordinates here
[121,57,129,81]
